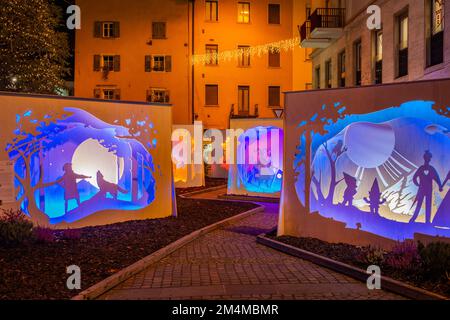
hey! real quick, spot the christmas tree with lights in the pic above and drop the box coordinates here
[0,0,69,94]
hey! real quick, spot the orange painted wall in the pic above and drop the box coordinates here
[74,0,191,125]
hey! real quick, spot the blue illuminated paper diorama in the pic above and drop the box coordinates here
[294,100,450,241]
[6,108,157,224]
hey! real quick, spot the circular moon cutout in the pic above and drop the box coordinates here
[344,122,395,169]
[72,138,124,188]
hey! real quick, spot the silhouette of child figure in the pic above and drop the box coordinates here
[58,163,91,214]
[410,150,443,224]
[364,178,386,215]
[342,172,357,206]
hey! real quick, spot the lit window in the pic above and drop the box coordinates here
[399,15,408,50]
[373,31,383,84]
[427,0,444,67]
[102,22,114,38]
[325,60,332,88]
[102,55,114,71]
[206,0,218,21]
[206,44,218,65]
[238,45,250,67]
[338,51,346,87]
[238,2,250,23]
[147,88,170,104]
[153,56,165,72]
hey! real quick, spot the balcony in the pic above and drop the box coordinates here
[299,8,345,49]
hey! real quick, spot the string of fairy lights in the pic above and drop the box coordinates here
[190,36,300,65]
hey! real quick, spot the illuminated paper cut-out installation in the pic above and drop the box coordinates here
[6,108,155,224]
[281,79,450,247]
[0,92,175,228]
[172,124,205,188]
[228,119,284,198]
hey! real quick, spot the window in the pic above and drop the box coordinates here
[206,0,218,21]
[94,21,120,38]
[268,86,281,107]
[268,50,280,67]
[238,86,250,114]
[427,0,444,67]
[397,12,409,77]
[338,50,346,87]
[268,4,281,24]
[103,89,115,100]
[374,30,383,84]
[354,40,362,86]
[238,46,250,67]
[93,55,120,72]
[144,55,172,72]
[206,45,218,65]
[102,55,114,71]
[314,66,321,89]
[103,22,113,38]
[205,85,219,106]
[152,22,166,39]
[238,2,250,23]
[94,88,120,100]
[325,59,332,88]
[147,88,170,104]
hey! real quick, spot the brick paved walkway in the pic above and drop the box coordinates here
[99,189,403,300]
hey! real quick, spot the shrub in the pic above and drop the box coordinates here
[385,240,421,272]
[418,242,450,282]
[0,209,34,246]
[61,228,82,241]
[356,246,385,266]
[33,227,55,244]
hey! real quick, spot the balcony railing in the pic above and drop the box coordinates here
[299,8,345,47]
[310,8,345,30]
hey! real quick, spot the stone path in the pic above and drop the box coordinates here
[99,188,404,300]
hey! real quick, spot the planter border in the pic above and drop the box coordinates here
[72,202,263,300]
[257,234,449,301]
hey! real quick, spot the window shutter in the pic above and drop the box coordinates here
[165,90,170,103]
[165,55,172,72]
[114,89,121,100]
[94,88,101,99]
[146,90,152,102]
[205,85,218,106]
[94,21,102,37]
[93,55,101,71]
[113,22,120,38]
[269,51,280,67]
[113,55,121,72]
[269,86,280,106]
[145,55,152,72]
[268,4,280,24]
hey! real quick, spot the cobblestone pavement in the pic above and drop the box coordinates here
[99,189,404,300]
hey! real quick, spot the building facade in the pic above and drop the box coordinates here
[74,0,313,128]
[301,0,449,89]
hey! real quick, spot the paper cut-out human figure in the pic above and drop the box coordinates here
[364,179,386,215]
[58,163,91,214]
[433,171,450,227]
[410,151,443,224]
[342,172,357,206]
